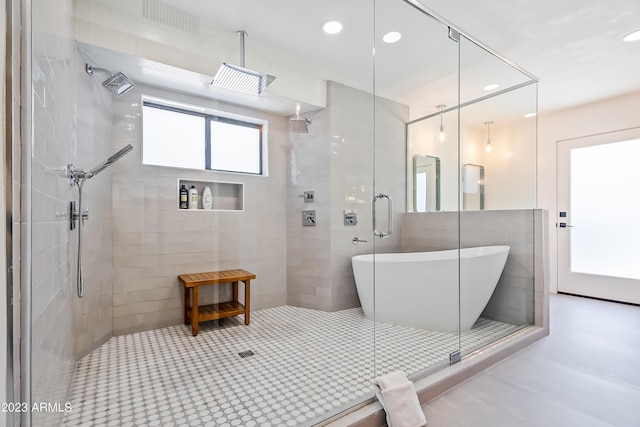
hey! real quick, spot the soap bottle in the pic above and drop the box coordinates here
[179,184,188,209]
[202,186,213,210]
[188,185,198,209]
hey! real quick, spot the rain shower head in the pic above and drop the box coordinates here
[291,117,312,133]
[87,144,134,178]
[211,31,275,95]
[291,104,312,133]
[212,63,273,95]
[86,64,136,97]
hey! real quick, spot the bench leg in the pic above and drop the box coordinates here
[184,287,191,325]
[244,280,251,325]
[192,287,199,336]
[233,281,238,303]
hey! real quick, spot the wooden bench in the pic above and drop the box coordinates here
[178,269,255,336]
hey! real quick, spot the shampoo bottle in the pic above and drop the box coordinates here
[202,186,213,210]
[179,184,188,209]
[188,185,198,209]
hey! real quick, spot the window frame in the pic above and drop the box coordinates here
[142,100,264,175]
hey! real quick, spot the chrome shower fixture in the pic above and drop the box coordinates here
[67,144,134,298]
[87,144,134,178]
[85,63,136,97]
[291,117,312,133]
[211,31,276,95]
[291,104,312,133]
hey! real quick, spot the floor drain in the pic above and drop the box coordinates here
[238,350,255,358]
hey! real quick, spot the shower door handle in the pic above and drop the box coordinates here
[373,193,393,238]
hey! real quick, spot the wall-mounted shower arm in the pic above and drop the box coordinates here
[85,64,110,76]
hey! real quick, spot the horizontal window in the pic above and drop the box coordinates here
[142,100,264,175]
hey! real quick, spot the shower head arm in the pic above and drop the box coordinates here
[237,30,247,68]
[85,63,112,76]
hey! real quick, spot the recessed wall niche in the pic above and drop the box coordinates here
[178,179,244,211]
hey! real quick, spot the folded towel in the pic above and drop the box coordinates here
[373,371,427,427]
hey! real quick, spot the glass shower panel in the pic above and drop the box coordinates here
[372,0,461,383]
[53,0,379,425]
[458,35,538,355]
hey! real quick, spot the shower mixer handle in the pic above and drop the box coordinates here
[69,202,89,229]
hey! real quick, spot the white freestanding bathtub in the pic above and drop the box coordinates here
[351,246,510,332]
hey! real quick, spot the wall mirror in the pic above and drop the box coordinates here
[462,163,485,210]
[413,154,441,212]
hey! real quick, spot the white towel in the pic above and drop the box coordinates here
[373,371,427,427]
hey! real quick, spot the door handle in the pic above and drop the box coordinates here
[373,193,393,238]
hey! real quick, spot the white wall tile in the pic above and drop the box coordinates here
[110,84,288,334]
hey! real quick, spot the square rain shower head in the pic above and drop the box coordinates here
[102,72,136,97]
[211,63,275,95]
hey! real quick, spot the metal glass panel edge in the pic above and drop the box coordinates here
[22,0,33,424]
[3,0,15,422]
[402,0,539,83]
[408,80,538,125]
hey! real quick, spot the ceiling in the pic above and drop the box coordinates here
[82,0,640,116]
[411,0,640,113]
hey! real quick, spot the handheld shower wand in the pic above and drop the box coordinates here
[68,144,134,298]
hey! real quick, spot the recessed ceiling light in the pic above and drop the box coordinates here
[524,112,537,118]
[323,20,343,35]
[623,29,640,42]
[483,83,499,91]
[383,31,402,43]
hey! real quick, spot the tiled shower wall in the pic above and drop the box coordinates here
[30,0,115,424]
[403,209,547,327]
[110,84,289,336]
[287,82,407,311]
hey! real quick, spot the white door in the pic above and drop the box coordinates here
[557,127,640,304]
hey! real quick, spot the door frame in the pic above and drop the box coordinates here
[556,126,640,304]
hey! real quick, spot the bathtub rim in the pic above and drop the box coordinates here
[351,245,510,263]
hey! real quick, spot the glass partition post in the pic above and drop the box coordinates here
[373,0,462,383]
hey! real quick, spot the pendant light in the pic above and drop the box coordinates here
[484,121,493,153]
[437,104,446,143]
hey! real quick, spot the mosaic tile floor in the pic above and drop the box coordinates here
[63,306,520,427]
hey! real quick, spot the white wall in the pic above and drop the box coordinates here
[538,90,640,293]
[407,111,537,212]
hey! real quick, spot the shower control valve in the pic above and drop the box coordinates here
[302,210,316,226]
[299,191,315,202]
[344,209,357,225]
[69,201,89,230]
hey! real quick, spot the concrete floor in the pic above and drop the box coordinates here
[423,293,640,427]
